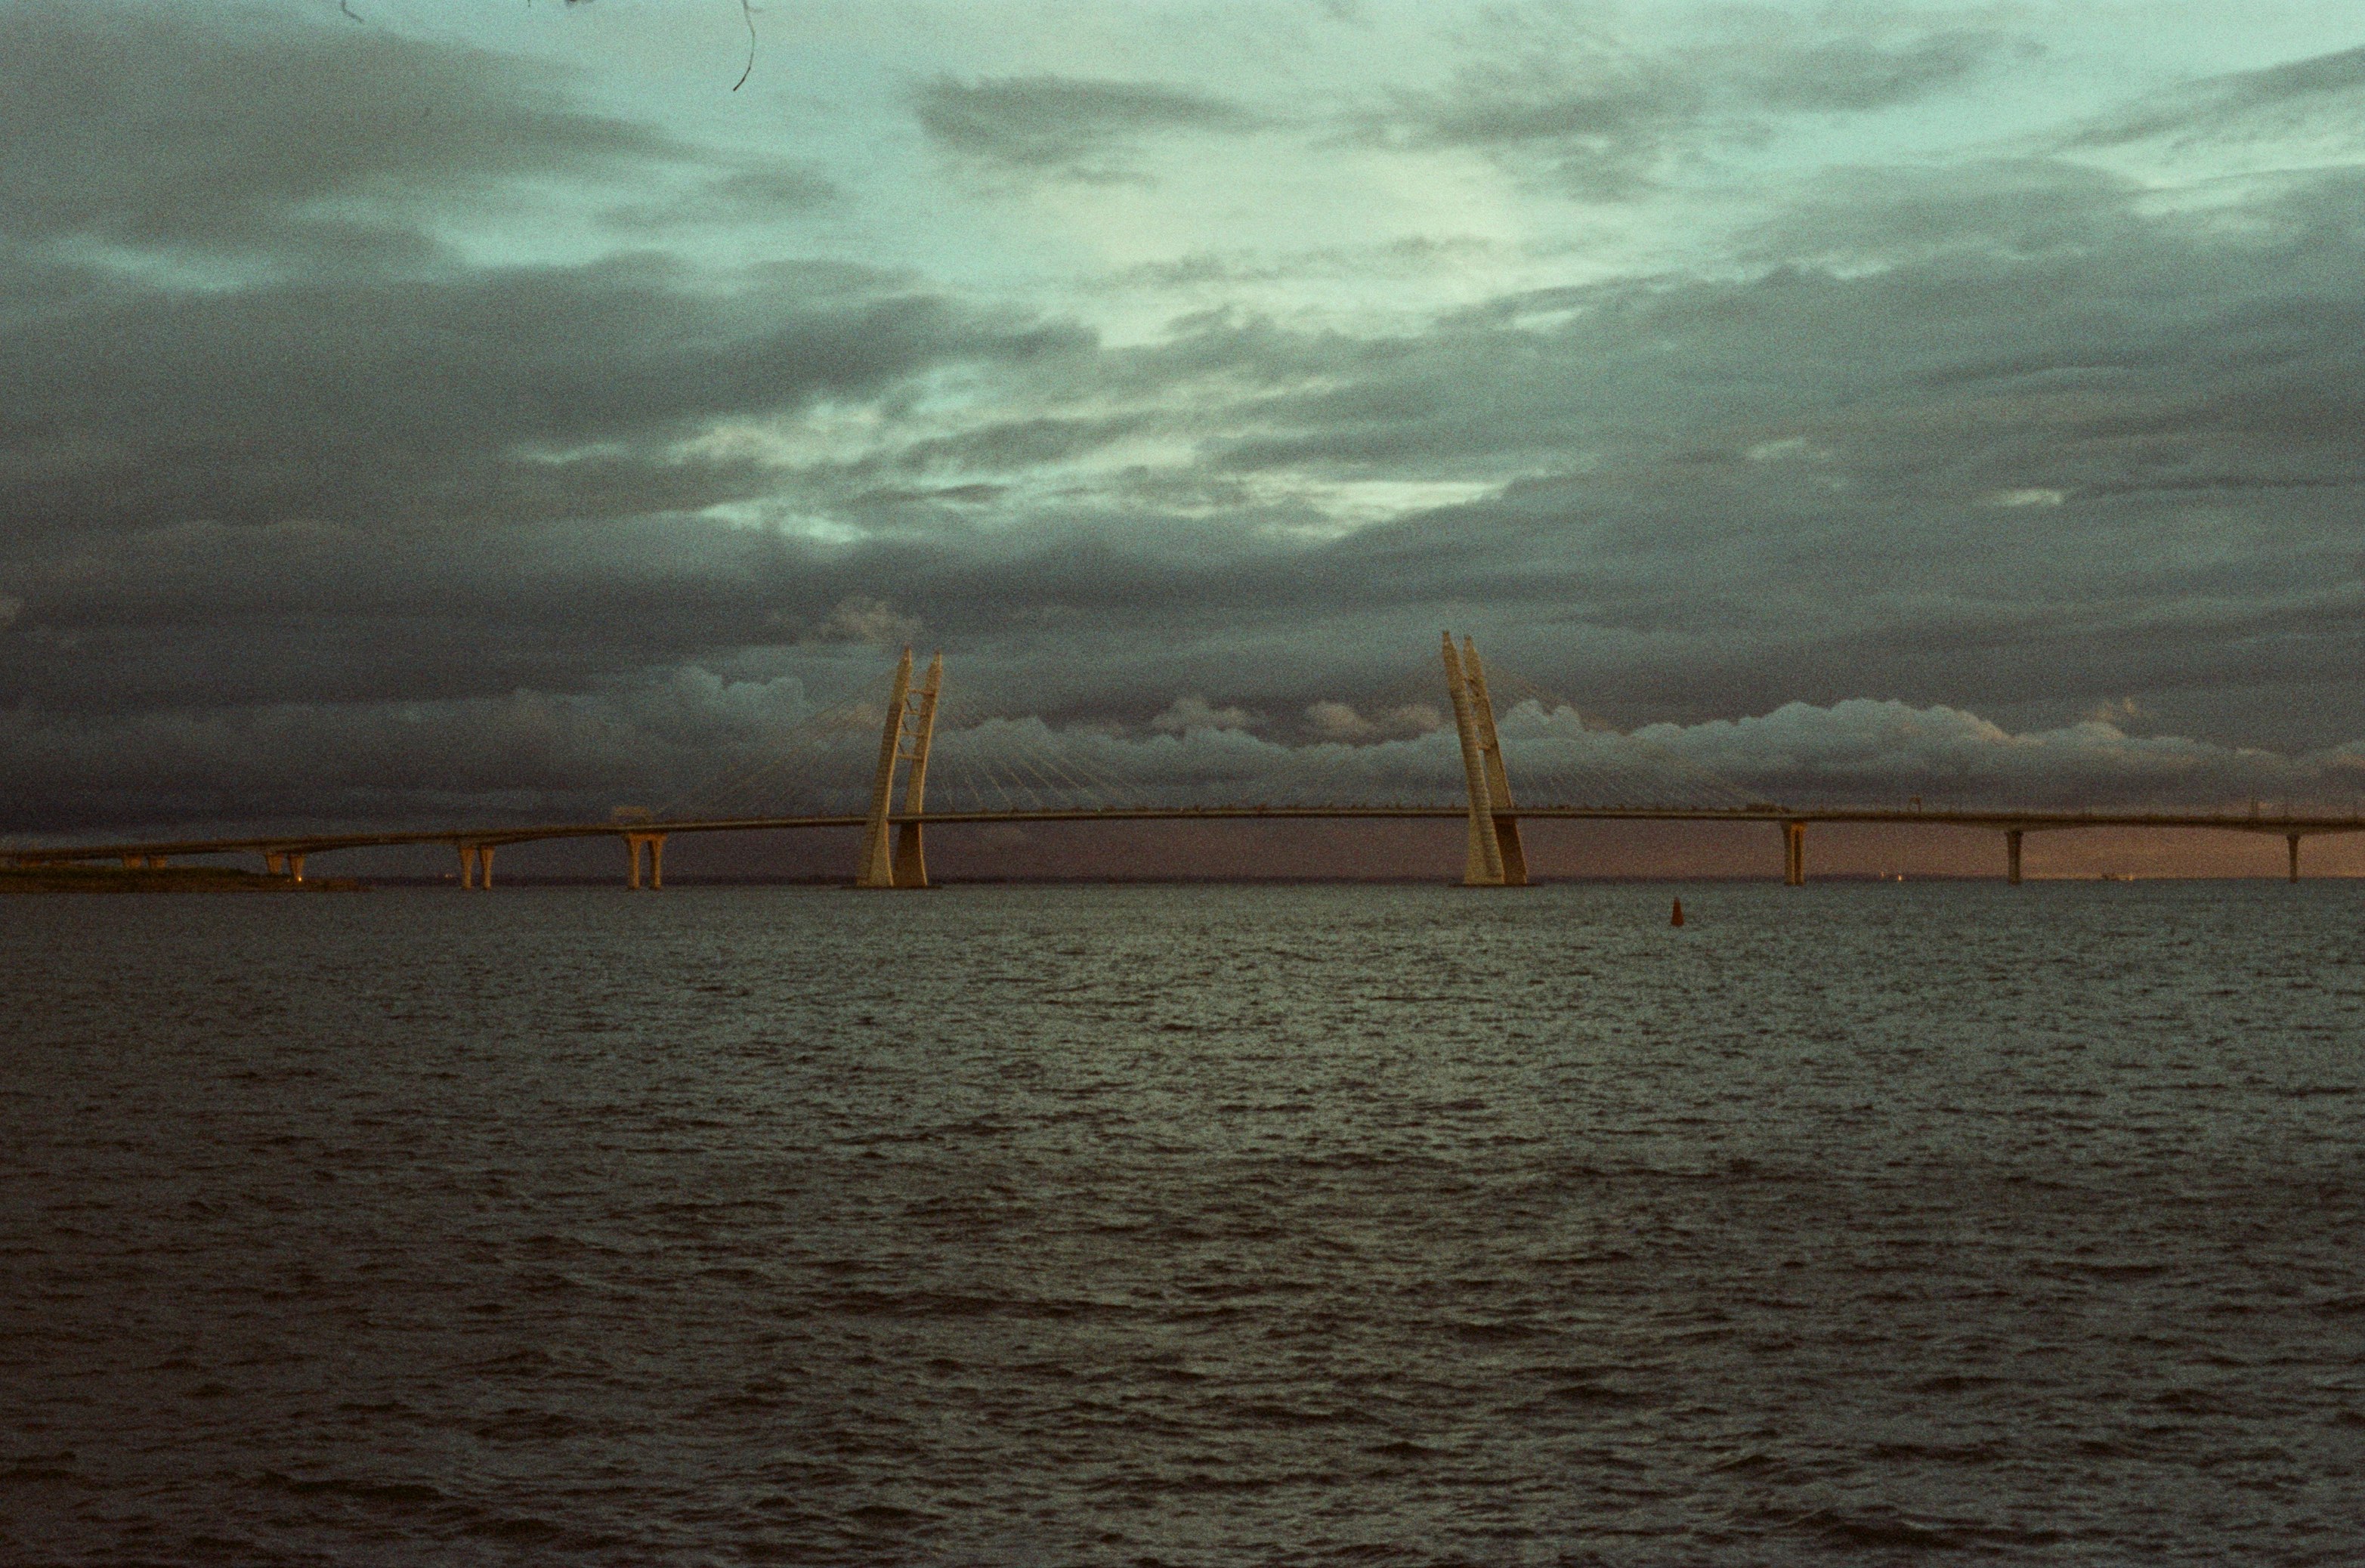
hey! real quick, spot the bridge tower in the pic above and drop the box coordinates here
[892,651,944,887]
[855,647,944,888]
[1441,632,1528,886]
[1461,636,1529,886]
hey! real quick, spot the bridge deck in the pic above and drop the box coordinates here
[13,804,2365,866]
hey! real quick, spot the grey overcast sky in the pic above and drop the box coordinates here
[5,0,2364,856]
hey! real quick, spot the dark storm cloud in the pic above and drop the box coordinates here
[0,0,703,264]
[1350,14,2036,196]
[0,2,936,561]
[858,413,1153,478]
[600,162,842,231]
[0,255,1087,540]
[0,0,1087,742]
[1736,159,2144,269]
[978,158,2364,738]
[29,141,2357,753]
[1170,161,2365,513]
[910,74,1262,180]
[2066,43,2365,150]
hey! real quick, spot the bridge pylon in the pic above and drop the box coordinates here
[855,646,944,888]
[1461,636,1529,886]
[1442,632,1526,886]
[892,652,944,887]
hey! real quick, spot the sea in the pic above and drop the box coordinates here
[4,881,2361,1565]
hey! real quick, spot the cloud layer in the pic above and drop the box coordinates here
[8,682,2355,849]
[1352,12,2035,197]
[914,74,1260,181]
[4,0,2363,862]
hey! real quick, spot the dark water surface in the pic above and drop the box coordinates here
[5,883,2363,1565]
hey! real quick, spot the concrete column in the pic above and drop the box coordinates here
[456,844,475,889]
[286,853,305,883]
[264,850,288,877]
[1442,632,1507,886]
[2289,833,2302,883]
[477,845,493,889]
[626,833,663,889]
[1782,821,1806,886]
[626,836,642,889]
[856,647,916,888]
[2007,829,2023,886]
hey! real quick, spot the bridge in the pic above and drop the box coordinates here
[12,635,2363,887]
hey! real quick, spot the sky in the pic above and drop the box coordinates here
[4,0,2363,877]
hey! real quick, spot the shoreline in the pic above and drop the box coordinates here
[0,867,365,895]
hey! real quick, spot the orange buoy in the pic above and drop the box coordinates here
[1671,897,1685,927]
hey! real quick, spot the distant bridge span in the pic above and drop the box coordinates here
[13,636,2364,886]
[14,805,2364,888]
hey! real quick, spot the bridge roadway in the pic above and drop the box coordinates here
[13,804,2365,884]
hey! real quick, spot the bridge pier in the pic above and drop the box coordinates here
[264,850,287,877]
[1782,821,1806,886]
[2007,829,2023,886]
[626,832,666,889]
[457,843,493,889]
[2289,833,2302,883]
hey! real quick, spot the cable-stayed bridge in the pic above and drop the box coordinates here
[13,635,2363,886]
